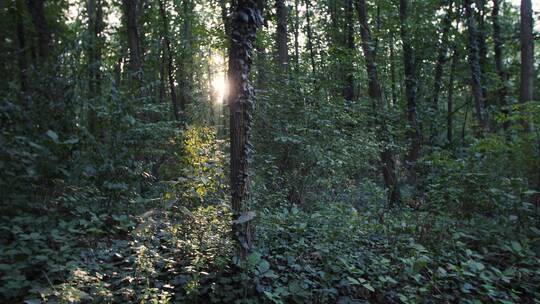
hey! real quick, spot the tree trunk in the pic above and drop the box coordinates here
[14,0,27,92]
[447,44,459,145]
[399,0,421,185]
[122,0,143,76]
[431,1,454,143]
[464,0,489,130]
[158,0,180,122]
[26,0,50,59]
[86,0,104,134]
[355,0,401,207]
[305,0,316,75]
[276,0,288,74]
[293,0,300,72]
[343,0,355,101]
[492,0,509,130]
[227,0,262,261]
[520,0,534,130]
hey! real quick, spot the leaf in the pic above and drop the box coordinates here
[46,130,59,142]
[362,283,375,292]
[232,211,256,224]
[511,241,522,252]
[257,259,270,274]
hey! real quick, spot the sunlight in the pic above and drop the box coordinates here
[211,72,228,104]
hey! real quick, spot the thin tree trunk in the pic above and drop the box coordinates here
[86,0,104,133]
[520,0,534,131]
[432,1,454,143]
[293,0,300,72]
[276,0,288,74]
[355,0,401,207]
[399,0,421,185]
[492,0,509,130]
[26,0,50,59]
[122,0,143,76]
[447,44,458,146]
[464,0,489,131]
[305,0,316,75]
[14,0,27,92]
[158,0,180,121]
[390,36,397,106]
[227,0,262,261]
[343,0,355,101]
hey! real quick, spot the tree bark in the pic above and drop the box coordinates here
[158,0,180,121]
[14,0,27,92]
[343,0,355,101]
[26,0,50,59]
[431,1,454,142]
[355,0,401,207]
[122,0,143,75]
[276,0,288,74]
[464,0,489,131]
[520,0,534,127]
[399,0,421,185]
[492,0,509,130]
[86,0,104,133]
[305,0,316,75]
[447,44,459,145]
[293,0,300,72]
[227,0,262,261]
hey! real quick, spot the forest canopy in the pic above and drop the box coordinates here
[1,0,540,303]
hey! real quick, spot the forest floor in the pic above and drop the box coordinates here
[1,126,540,303]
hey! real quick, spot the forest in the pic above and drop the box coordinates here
[1,0,540,302]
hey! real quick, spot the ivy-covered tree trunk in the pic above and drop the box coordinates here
[342,0,355,102]
[158,0,180,122]
[304,0,316,75]
[276,0,288,74]
[26,0,50,59]
[520,0,534,128]
[431,1,454,143]
[464,0,488,131]
[355,0,401,207]
[399,0,421,185]
[227,0,262,261]
[492,0,509,130]
[122,0,143,77]
[86,0,104,134]
[13,0,27,93]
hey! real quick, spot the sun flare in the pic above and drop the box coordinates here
[211,72,228,104]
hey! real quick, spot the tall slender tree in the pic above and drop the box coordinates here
[26,0,50,59]
[492,0,509,129]
[275,0,288,74]
[158,0,180,121]
[399,0,421,184]
[464,0,489,130]
[355,0,401,206]
[228,0,262,261]
[520,0,534,125]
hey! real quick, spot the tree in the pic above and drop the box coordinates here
[158,0,180,121]
[227,0,262,261]
[86,0,105,134]
[399,0,421,184]
[26,0,50,59]
[520,0,534,129]
[275,0,288,74]
[122,0,143,77]
[464,0,489,130]
[355,0,401,206]
[492,0,509,129]
[431,0,454,142]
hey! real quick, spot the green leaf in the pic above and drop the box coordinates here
[46,130,59,142]
[257,259,270,274]
[362,283,375,292]
[511,241,522,252]
[232,211,256,224]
